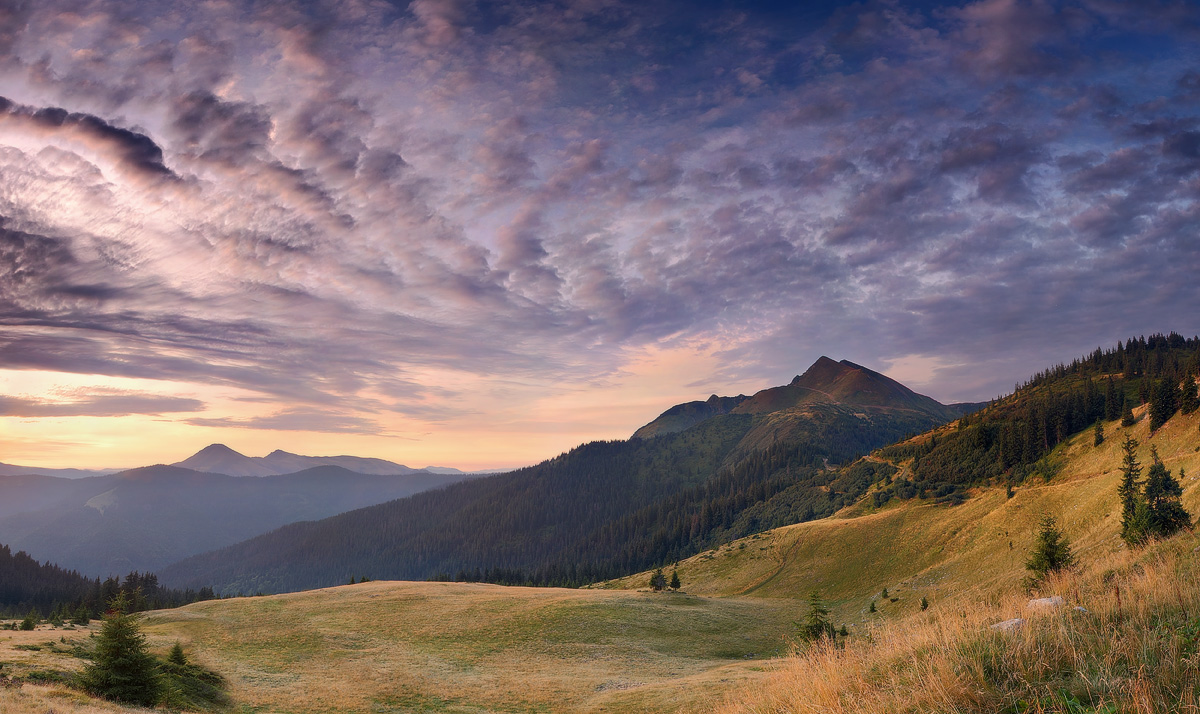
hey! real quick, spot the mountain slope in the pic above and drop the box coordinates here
[0,465,472,576]
[161,358,970,594]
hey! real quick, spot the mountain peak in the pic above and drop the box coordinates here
[194,443,244,457]
[174,443,277,477]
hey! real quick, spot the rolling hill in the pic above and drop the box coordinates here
[160,357,975,594]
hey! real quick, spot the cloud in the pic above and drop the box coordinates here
[185,408,384,434]
[0,391,204,417]
[0,0,1197,428]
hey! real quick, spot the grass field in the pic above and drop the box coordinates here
[3,407,1199,713]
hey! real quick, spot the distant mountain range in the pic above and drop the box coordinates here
[0,447,481,576]
[0,444,474,480]
[162,357,982,594]
[172,443,437,477]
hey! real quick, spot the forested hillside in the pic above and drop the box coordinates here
[162,358,966,594]
[873,333,1200,506]
[0,543,210,618]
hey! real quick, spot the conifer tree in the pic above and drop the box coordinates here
[1181,378,1198,415]
[669,569,681,591]
[1142,448,1192,539]
[1149,379,1180,431]
[1121,401,1136,427]
[798,590,835,642]
[1104,377,1120,421]
[1118,436,1145,545]
[1093,419,1104,446]
[1025,515,1076,585]
[78,592,162,707]
[650,567,666,592]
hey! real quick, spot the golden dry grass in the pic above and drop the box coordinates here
[133,581,799,714]
[715,541,1200,714]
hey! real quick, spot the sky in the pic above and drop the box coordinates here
[1,0,1198,470]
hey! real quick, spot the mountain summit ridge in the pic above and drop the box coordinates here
[634,356,964,439]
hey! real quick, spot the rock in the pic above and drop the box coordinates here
[1026,596,1065,612]
[990,618,1026,632]
[1074,606,1089,613]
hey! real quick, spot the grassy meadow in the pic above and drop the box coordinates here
[4,406,1200,713]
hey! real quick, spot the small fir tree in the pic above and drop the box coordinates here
[19,610,38,631]
[1093,419,1104,446]
[868,601,876,613]
[650,567,666,592]
[880,587,889,599]
[78,593,162,706]
[1118,436,1145,545]
[920,596,929,611]
[1142,448,1192,539]
[1025,515,1076,586]
[167,641,187,666]
[669,569,681,591]
[797,591,835,642]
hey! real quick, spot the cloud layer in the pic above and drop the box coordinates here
[1,0,1198,440]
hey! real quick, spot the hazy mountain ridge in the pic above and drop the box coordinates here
[173,443,426,477]
[0,464,475,577]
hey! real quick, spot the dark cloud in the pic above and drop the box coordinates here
[0,98,175,179]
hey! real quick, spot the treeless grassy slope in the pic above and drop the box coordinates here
[135,581,799,714]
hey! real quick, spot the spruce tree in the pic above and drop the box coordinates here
[1093,419,1104,446]
[1120,401,1136,427]
[1181,378,1198,415]
[1142,448,1192,539]
[1025,515,1076,585]
[669,569,681,591]
[78,593,162,706]
[1149,379,1180,431]
[1104,377,1120,421]
[1118,436,1145,545]
[650,567,666,592]
[798,590,835,642]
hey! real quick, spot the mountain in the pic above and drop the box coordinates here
[160,357,976,594]
[172,444,424,477]
[634,357,975,439]
[0,465,474,576]
[0,463,119,479]
[174,443,279,477]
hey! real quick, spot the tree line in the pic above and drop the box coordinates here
[0,543,214,618]
[875,333,1200,501]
